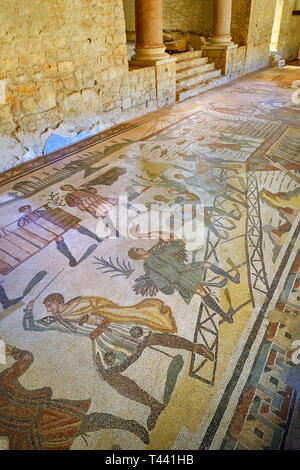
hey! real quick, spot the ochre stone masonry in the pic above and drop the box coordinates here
[124,0,299,71]
[244,0,277,73]
[277,0,300,59]
[0,0,175,171]
[204,45,247,77]
[124,0,212,37]
[0,0,299,171]
[231,0,252,46]
[163,0,213,38]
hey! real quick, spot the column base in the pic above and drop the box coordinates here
[207,34,235,46]
[203,42,237,50]
[202,43,240,76]
[130,47,176,65]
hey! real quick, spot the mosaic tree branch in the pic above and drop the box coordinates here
[93,256,135,279]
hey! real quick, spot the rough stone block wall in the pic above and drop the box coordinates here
[235,0,299,71]
[277,0,300,59]
[128,67,157,110]
[123,0,299,79]
[1,0,299,172]
[162,0,212,36]
[0,0,169,172]
[244,0,277,73]
[0,0,129,170]
[156,62,177,108]
[122,0,135,33]
[205,46,246,77]
[226,46,247,76]
[124,0,254,45]
[231,0,252,46]
[123,0,212,39]
[205,0,299,79]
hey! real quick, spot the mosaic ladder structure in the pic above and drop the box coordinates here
[246,166,270,298]
[0,207,80,276]
[189,168,249,384]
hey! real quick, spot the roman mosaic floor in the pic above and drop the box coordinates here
[0,66,299,450]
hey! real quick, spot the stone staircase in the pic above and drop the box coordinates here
[174,50,225,102]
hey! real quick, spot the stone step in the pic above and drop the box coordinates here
[176,56,208,71]
[176,62,215,80]
[176,75,228,102]
[176,62,216,82]
[176,68,222,91]
[173,50,203,62]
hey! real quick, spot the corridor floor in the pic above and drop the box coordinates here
[0,66,299,450]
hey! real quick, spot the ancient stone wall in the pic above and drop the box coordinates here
[277,0,300,59]
[0,0,125,169]
[0,0,176,172]
[124,0,252,45]
[156,61,177,107]
[206,46,247,78]
[162,0,212,36]
[1,0,299,172]
[231,0,252,46]
[223,0,299,61]
[123,0,135,34]
[123,0,212,39]
[244,0,277,73]
[124,0,299,61]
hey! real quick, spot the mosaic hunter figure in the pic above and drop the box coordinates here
[22,293,214,431]
[0,345,150,449]
[128,238,240,324]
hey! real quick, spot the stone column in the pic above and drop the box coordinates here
[131,0,171,65]
[202,0,238,76]
[209,0,234,46]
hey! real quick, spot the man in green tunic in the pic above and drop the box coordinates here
[128,239,240,324]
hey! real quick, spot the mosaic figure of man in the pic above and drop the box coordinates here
[128,238,240,324]
[17,204,101,267]
[22,293,214,432]
[0,345,149,448]
[60,184,145,238]
[60,184,118,219]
